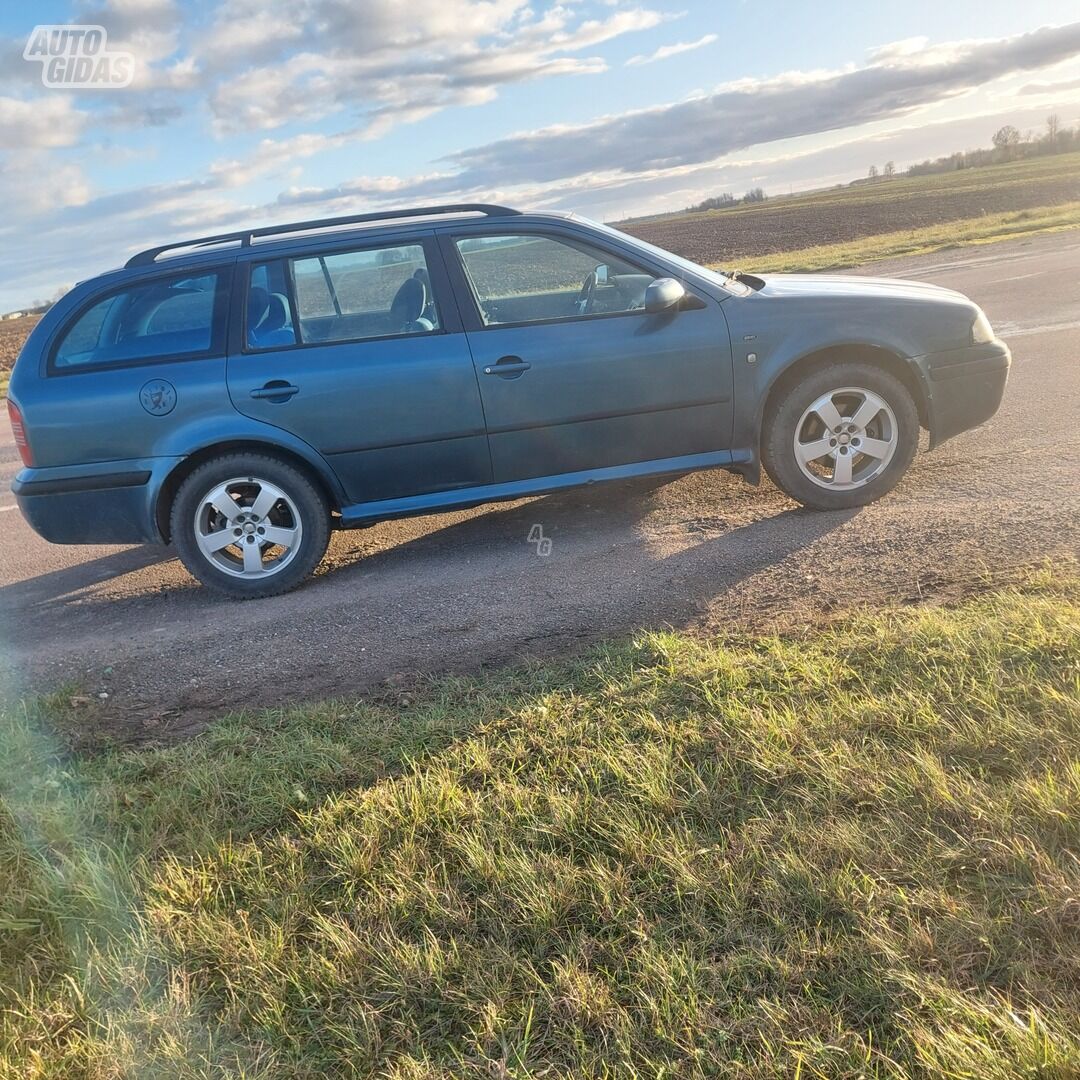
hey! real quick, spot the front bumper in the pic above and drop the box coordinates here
[916,339,1011,448]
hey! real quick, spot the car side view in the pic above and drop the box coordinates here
[7,204,1011,598]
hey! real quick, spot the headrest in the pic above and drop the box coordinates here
[390,276,426,325]
[263,292,289,333]
[247,286,270,332]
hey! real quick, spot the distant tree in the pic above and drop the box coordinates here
[686,192,736,213]
[867,164,879,181]
[992,125,1021,158]
[1046,113,1060,145]
[883,160,896,178]
[743,187,767,203]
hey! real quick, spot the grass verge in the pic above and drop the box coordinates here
[2,568,1079,1077]
[714,201,1080,274]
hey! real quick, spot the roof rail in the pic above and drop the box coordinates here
[124,203,521,268]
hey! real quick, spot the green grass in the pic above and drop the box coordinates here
[713,201,1080,274]
[2,567,1078,1077]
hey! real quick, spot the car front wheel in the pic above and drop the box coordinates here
[762,362,919,510]
[171,453,331,598]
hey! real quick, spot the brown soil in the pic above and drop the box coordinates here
[621,173,1080,265]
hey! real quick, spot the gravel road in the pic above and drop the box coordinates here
[2,231,1078,743]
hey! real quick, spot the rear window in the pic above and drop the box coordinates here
[53,271,225,370]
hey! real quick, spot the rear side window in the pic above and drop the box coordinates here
[287,242,440,346]
[54,271,225,370]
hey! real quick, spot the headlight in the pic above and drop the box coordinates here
[971,309,995,344]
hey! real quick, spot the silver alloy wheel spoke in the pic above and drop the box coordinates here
[814,399,844,432]
[242,540,264,574]
[202,528,239,553]
[833,449,853,485]
[260,524,299,548]
[793,386,898,492]
[859,436,893,460]
[194,476,303,579]
[249,486,280,521]
[849,395,882,431]
[796,436,834,464]
[209,491,241,522]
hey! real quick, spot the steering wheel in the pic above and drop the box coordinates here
[576,269,599,316]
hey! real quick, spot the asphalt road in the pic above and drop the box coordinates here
[2,231,1078,742]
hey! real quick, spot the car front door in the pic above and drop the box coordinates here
[440,227,734,483]
[227,235,490,506]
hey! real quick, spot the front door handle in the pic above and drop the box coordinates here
[250,381,299,402]
[483,356,531,378]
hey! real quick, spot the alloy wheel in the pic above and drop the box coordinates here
[194,476,303,579]
[793,386,899,490]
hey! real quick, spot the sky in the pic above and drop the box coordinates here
[1,0,1080,310]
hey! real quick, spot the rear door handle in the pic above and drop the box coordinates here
[250,382,299,402]
[483,357,531,377]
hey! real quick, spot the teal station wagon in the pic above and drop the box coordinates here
[7,204,1010,597]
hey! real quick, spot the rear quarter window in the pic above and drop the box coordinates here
[53,271,226,370]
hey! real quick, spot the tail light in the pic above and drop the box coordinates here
[7,399,32,467]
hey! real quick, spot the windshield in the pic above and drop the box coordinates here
[575,216,737,289]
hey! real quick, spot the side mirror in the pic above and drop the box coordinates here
[594,263,609,285]
[644,277,685,314]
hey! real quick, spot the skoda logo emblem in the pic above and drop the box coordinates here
[140,379,176,416]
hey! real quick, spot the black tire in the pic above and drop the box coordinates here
[170,453,331,599]
[761,362,919,510]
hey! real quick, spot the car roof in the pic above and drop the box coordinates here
[108,205,579,281]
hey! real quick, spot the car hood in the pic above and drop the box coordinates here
[753,273,971,306]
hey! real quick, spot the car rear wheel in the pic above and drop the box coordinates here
[171,453,330,598]
[762,362,919,510]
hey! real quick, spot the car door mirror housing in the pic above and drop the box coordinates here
[644,277,686,314]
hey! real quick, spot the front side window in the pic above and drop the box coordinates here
[288,242,439,345]
[54,271,224,369]
[455,234,652,326]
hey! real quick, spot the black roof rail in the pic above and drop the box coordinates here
[124,203,521,268]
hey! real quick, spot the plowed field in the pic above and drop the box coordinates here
[621,152,1080,265]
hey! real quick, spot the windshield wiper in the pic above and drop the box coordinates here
[721,269,766,290]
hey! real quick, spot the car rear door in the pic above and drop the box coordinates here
[226,234,491,506]
[439,225,734,482]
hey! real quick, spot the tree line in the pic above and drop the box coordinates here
[684,114,1075,215]
[686,187,767,213]
[876,114,1076,179]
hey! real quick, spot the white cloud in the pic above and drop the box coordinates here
[0,95,87,147]
[626,33,717,66]
[78,0,187,86]
[204,1,667,134]
[424,21,1080,192]
[1019,75,1080,95]
[0,153,90,216]
[865,36,931,62]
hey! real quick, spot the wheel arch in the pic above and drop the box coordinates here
[155,439,341,542]
[762,343,929,431]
